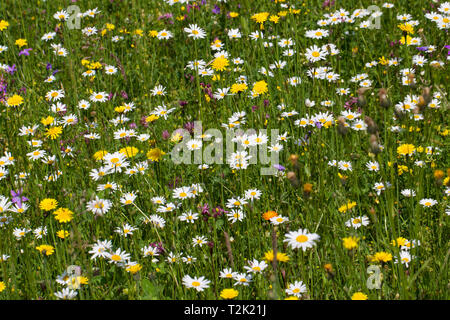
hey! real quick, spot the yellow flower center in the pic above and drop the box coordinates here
[296,235,308,243]
[111,254,121,261]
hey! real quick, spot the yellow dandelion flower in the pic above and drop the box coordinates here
[119,146,139,158]
[230,83,248,94]
[370,251,393,263]
[397,144,416,156]
[93,150,108,161]
[126,264,142,274]
[342,236,359,250]
[41,116,55,126]
[0,20,9,31]
[211,56,229,72]
[252,80,268,96]
[220,288,239,299]
[6,95,24,107]
[36,245,55,256]
[147,148,165,162]
[251,12,270,24]
[15,38,27,47]
[39,198,58,211]
[263,250,290,262]
[45,126,63,140]
[53,208,74,223]
[351,292,368,300]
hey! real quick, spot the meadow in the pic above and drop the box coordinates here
[0,0,449,300]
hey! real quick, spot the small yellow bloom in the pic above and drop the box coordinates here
[351,292,368,300]
[56,230,70,239]
[379,56,389,65]
[41,116,55,126]
[36,245,55,256]
[397,144,415,156]
[342,236,359,250]
[338,201,357,213]
[220,288,239,299]
[45,126,63,140]
[398,23,414,34]
[251,12,270,24]
[263,250,290,262]
[230,83,248,94]
[93,150,108,161]
[126,264,143,274]
[370,251,393,263]
[119,146,139,158]
[6,95,24,107]
[0,20,9,31]
[53,208,74,223]
[252,80,268,96]
[147,148,165,162]
[40,198,58,211]
[211,56,229,72]
[269,15,280,23]
[145,114,159,123]
[15,38,27,47]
